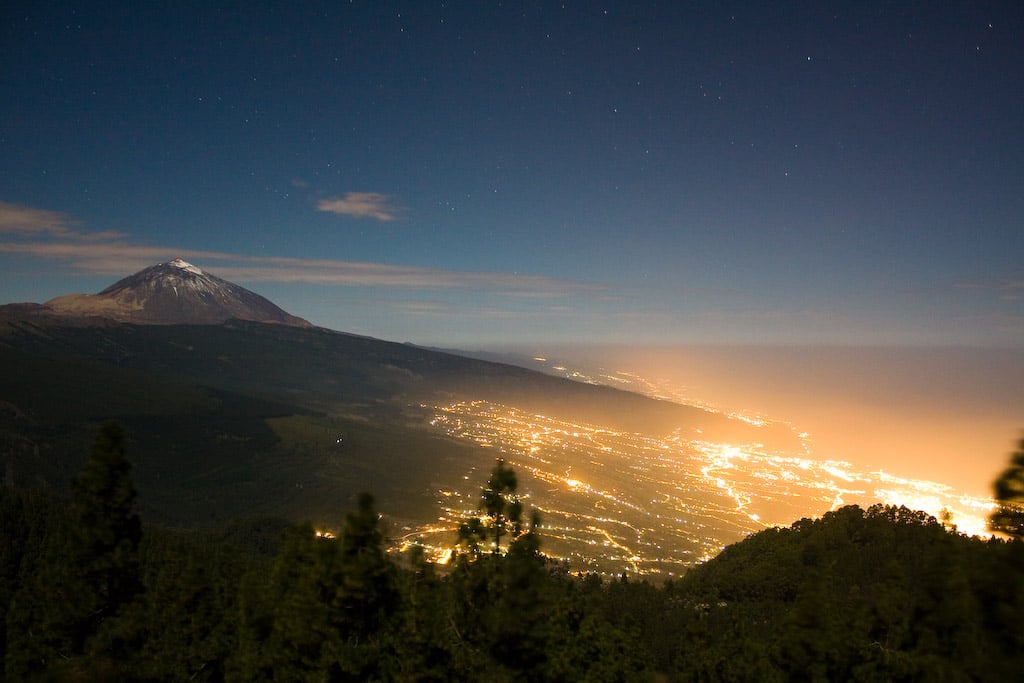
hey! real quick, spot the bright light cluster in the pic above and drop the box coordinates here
[403,397,996,577]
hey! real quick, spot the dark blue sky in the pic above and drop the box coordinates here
[2,1,1022,346]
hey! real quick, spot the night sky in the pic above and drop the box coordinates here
[2,1,1022,348]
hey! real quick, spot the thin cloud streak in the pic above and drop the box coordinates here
[954,277,1024,291]
[0,241,235,272]
[213,261,596,295]
[0,201,592,296]
[0,240,598,297]
[0,201,126,241]
[317,192,401,221]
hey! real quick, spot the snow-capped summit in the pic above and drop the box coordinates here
[168,257,204,275]
[42,260,311,327]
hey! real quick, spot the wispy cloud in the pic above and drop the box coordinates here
[698,308,834,323]
[382,300,538,319]
[0,241,234,275]
[954,276,1024,302]
[210,260,597,296]
[0,202,597,299]
[0,201,125,241]
[994,279,1024,302]
[317,192,401,221]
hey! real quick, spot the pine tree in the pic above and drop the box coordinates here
[69,421,144,647]
[336,492,398,635]
[487,510,548,676]
[479,459,522,553]
[990,436,1024,539]
[4,422,143,678]
[231,494,399,680]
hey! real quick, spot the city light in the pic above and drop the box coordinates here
[400,396,996,577]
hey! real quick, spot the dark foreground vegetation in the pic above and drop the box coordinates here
[3,425,1023,681]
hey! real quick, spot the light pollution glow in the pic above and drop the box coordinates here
[523,345,1024,501]
[393,388,997,578]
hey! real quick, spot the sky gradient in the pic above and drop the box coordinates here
[1,1,1022,347]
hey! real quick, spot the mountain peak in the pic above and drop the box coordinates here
[41,261,311,327]
[168,257,203,275]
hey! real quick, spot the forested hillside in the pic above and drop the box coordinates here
[3,425,1022,681]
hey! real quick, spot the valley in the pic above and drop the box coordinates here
[0,262,1000,578]
[399,397,995,577]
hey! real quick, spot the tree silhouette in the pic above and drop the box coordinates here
[4,422,143,677]
[456,516,486,557]
[456,459,524,558]
[233,493,398,680]
[479,459,522,553]
[990,436,1024,539]
[486,510,547,674]
[71,422,144,623]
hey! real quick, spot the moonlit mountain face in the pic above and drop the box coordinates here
[44,259,311,327]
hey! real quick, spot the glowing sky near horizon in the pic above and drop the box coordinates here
[0,2,1021,348]
[519,345,1024,502]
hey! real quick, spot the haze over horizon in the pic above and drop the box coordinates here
[505,344,1024,502]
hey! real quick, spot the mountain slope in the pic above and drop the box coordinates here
[0,262,805,573]
[42,258,310,326]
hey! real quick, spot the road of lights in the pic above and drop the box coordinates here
[397,398,996,578]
